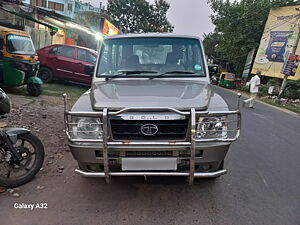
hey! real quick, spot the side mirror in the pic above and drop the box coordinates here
[84,65,95,77]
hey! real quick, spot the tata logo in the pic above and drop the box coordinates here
[140,124,158,136]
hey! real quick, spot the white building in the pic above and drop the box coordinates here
[22,0,103,19]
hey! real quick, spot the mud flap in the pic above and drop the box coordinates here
[3,128,30,144]
[27,76,43,85]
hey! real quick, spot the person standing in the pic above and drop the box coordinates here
[243,71,261,108]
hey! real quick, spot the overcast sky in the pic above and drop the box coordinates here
[87,0,215,39]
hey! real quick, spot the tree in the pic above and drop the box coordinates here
[205,0,297,73]
[107,0,173,33]
[203,32,223,60]
[147,0,174,32]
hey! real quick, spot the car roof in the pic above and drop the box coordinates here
[41,44,97,54]
[0,25,30,36]
[104,33,201,40]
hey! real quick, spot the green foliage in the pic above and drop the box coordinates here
[205,0,297,73]
[236,84,250,92]
[203,32,223,59]
[284,80,300,99]
[267,79,281,87]
[257,84,269,96]
[107,0,174,33]
[237,78,300,99]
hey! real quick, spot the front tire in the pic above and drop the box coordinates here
[0,133,44,188]
[38,67,53,83]
[27,83,42,97]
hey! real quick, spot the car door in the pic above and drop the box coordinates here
[54,46,76,81]
[73,48,96,85]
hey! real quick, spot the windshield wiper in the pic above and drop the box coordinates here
[150,71,196,79]
[104,70,158,80]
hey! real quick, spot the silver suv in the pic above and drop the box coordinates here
[63,34,241,184]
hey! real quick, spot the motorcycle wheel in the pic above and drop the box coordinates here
[0,133,44,188]
[27,83,42,97]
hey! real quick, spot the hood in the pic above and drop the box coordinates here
[91,79,213,110]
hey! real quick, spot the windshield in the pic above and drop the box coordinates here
[225,74,235,79]
[6,34,36,55]
[96,37,206,78]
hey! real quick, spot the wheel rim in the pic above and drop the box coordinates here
[40,70,50,81]
[0,137,38,181]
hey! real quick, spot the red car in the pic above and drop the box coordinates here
[37,44,97,85]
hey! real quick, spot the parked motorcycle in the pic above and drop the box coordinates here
[0,89,44,188]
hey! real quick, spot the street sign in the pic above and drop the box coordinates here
[242,48,256,78]
[100,18,119,36]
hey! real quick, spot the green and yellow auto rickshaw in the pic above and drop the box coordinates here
[0,26,42,96]
[218,72,236,88]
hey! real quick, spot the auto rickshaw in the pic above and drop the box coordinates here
[218,72,236,88]
[0,26,42,96]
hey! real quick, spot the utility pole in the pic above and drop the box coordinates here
[279,7,300,97]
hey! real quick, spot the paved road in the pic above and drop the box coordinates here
[1,86,300,225]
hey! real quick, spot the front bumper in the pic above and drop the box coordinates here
[74,168,227,178]
[68,142,230,181]
[63,97,241,184]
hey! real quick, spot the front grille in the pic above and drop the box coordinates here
[125,151,173,157]
[110,119,189,140]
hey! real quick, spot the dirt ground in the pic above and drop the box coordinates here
[0,88,78,193]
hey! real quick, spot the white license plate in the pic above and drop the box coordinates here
[121,158,177,171]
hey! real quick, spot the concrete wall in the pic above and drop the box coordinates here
[25,26,52,50]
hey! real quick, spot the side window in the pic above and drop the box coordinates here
[78,49,97,64]
[77,49,86,61]
[49,47,57,54]
[57,46,75,58]
[0,36,4,50]
[86,52,96,64]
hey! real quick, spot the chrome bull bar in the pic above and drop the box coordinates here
[75,168,228,178]
[63,93,241,184]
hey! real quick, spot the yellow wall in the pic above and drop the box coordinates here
[52,30,66,45]
[252,5,300,80]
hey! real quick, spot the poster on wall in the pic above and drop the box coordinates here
[282,53,299,76]
[252,5,300,80]
[266,31,293,62]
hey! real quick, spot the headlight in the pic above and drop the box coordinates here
[71,117,102,139]
[196,117,227,139]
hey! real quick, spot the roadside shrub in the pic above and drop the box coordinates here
[258,84,269,96]
[267,79,281,87]
[235,78,300,100]
[236,84,249,92]
[283,80,300,99]
[235,84,242,91]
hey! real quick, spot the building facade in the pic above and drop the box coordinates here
[22,0,103,19]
